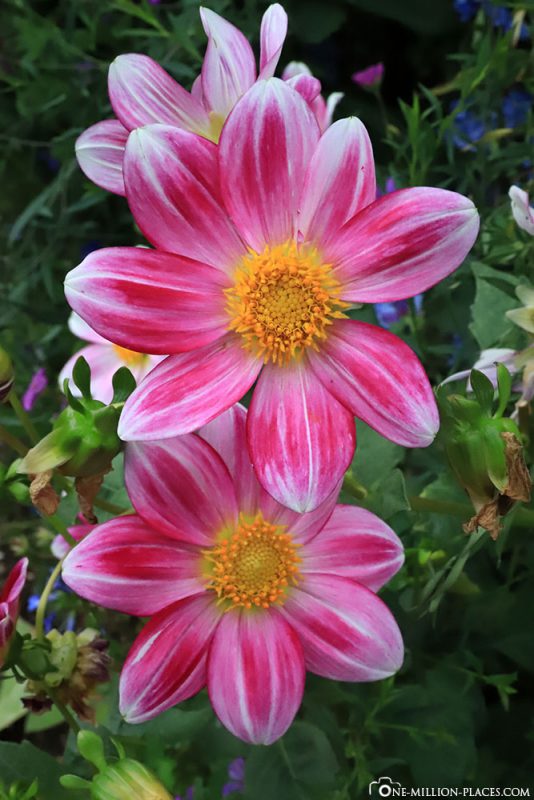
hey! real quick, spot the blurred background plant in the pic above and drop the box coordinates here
[0,0,533,796]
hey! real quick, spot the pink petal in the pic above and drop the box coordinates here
[62,516,203,615]
[309,320,439,447]
[75,119,128,196]
[124,125,245,271]
[259,481,342,546]
[198,403,265,517]
[301,505,404,591]
[58,344,120,405]
[199,8,256,120]
[282,61,312,80]
[120,594,220,723]
[219,78,320,251]
[315,92,344,131]
[258,4,288,79]
[108,54,211,135]
[0,558,28,611]
[299,117,376,247]
[68,312,108,345]
[64,246,229,354]
[118,336,262,441]
[207,608,305,744]
[125,435,238,546]
[51,524,94,560]
[327,187,480,302]
[248,361,355,513]
[285,74,322,104]
[281,574,403,681]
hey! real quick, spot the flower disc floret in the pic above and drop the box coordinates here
[226,242,348,365]
[204,512,301,609]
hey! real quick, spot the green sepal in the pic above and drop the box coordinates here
[59,775,93,790]
[72,355,92,400]
[17,429,75,475]
[494,363,512,418]
[77,730,108,773]
[470,368,494,414]
[112,367,136,404]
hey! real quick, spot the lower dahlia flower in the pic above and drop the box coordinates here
[62,405,404,744]
[0,558,28,668]
[66,79,479,513]
[59,313,163,404]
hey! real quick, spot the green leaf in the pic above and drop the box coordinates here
[470,369,494,414]
[0,742,71,799]
[494,363,512,418]
[469,278,517,349]
[71,356,92,399]
[112,367,137,404]
[0,675,28,732]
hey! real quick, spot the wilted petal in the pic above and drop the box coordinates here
[207,608,305,744]
[75,119,128,195]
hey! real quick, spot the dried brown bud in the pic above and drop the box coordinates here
[29,471,60,516]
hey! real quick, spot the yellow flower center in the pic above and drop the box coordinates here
[112,345,147,367]
[204,513,301,610]
[225,241,349,366]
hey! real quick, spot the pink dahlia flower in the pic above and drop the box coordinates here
[59,313,163,405]
[282,61,344,131]
[0,558,28,668]
[61,404,404,744]
[75,4,308,195]
[65,79,480,513]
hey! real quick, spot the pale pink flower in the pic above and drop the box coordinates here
[352,62,384,89]
[62,404,404,744]
[509,185,534,235]
[51,524,95,561]
[75,4,299,195]
[0,559,28,668]
[282,61,343,131]
[59,313,163,405]
[442,348,519,389]
[65,80,479,512]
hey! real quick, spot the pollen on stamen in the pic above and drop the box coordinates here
[225,241,349,366]
[203,513,301,612]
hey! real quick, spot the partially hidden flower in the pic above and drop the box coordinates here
[351,62,384,89]
[76,4,299,194]
[62,404,405,744]
[442,347,519,389]
[65,80,480,512]
[0,558,28,668]
[509,186,534,236]
[502,87,532,129]
[374,295,423,330]
[22,367,48,411]
[51,523,94,560]
[450,100,494,150]
[223,758,245,796]
[60,312,163,405]
[282,61,343,131]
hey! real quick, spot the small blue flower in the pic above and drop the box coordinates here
[222,757,245,797]
[374,295,423,330]
[481,1,530,39]
[502,87,532,129]
[453,0,480,23]
[450,100,496,150]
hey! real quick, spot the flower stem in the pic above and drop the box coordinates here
[35,559,64,640]
[409,494,534,528]
[8,390,40,445]
[46,514,78,548]
[47,687,81,734]
[93,497,130,515]
[0,423,28,457]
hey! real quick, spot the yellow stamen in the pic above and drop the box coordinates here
[112,345,148,367]
[225,241,349,366]
[203,513,301,611]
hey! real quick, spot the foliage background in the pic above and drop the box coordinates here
[0,0,533,797]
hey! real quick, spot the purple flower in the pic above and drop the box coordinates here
[22,367,48,411]
[374,295,423,329]
[502,87,532,129]
[222,757,245,797]
[351,62,384,88]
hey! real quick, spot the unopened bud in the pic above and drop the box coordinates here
[91,760,173,800]
[0,347,14,403]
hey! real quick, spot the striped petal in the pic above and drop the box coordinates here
[248,361,355,512]
[327,187,479,302]
[118,336,262,441]
[61,516,203,615]
[108,54,211,135]
[200,8,256,119]
[207,608,305,744]
[299,117,376,247]
[75,119,128,196]
[125,435,238,546]
[258,4,288,79]
[124,125,245,271]
[219,78,320,251]
[281,574,404,681]
[285,74,322,104]
[301,505,404,591]
[65,246,229,355]
[120,594,220,723]
[309,320,439,448]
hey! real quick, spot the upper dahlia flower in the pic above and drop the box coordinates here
[76,4,327,195]
[59,312,163,404]
[61,404,404,744]
[65,79,480,513]
[0,558,28,668]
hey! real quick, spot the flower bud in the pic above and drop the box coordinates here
[0,347,14,403]
[91,760,173,800]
